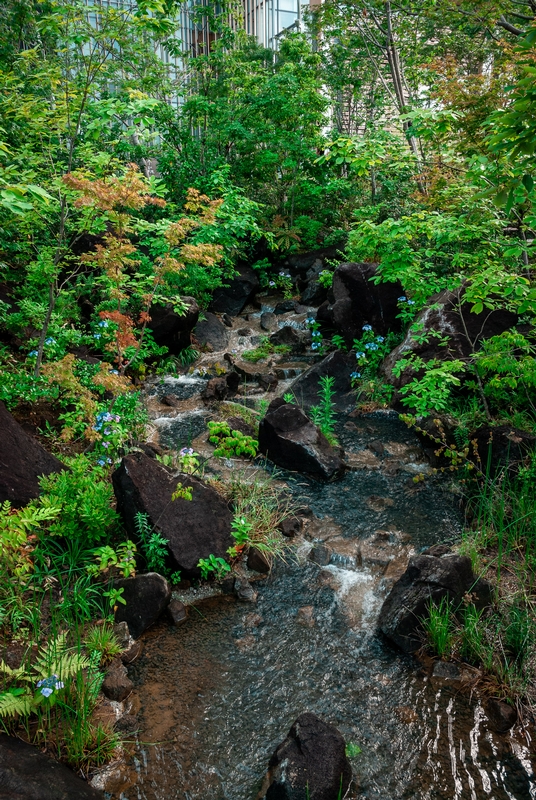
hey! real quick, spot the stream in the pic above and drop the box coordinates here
[99,304,536,800]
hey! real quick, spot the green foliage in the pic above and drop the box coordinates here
[84,624,122,666]
[208,421,259,459]
[88,541,137,579]
[135,512,170,575]
[310,376,337,441]
[38,456,119,546]
[423,596,454,658]
[242,336,291,362]
[197,554,231,580]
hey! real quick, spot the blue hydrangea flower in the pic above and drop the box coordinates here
[269,281,276,287]
[355,352,365,359]
[365,342,378,350]
[44,337,55,345]
[398,296,407,302]
[94,334,101,339]
[97,458,106,466]
[311,342,321,350]
[28,350,38,357]
[109,369,119,375]
[362,324,372,331]
[407,300,415,305]
[376,336,385,343]
[312,331,322,338]
[102,441,109,448]
[98,320,109,328]
[350,372,361,379]
[37,675,63,697]
[180,447,194,456]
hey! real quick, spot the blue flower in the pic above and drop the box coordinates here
[37,674,63,697]
[355,352,365,359]
[109,369,119,375]
[398,296,407,302]
[306,317,315,324]
[44,337,55,345]
[362,324,372,331]
[104,428,111,435]
[97,458,106,466]
[350,372,361,379]
[28,350,38,357]
[98,320,109,328]
[312,331,322,338]
[180,447,194,456]
[269,281,276,287]
[311,342,321,350]
[376,336,385,343]
[407,300,415,305]
[40,687,53,698]
[94,334,101,339]
[365,342,378,351]
[102,441,109,448]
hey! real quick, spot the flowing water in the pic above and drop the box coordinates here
[100,310,536,800]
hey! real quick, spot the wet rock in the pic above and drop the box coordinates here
[261,712,352,800]
[237,326,253,336]
[297,605,315,627]
[194,311,229,351]
[243,612,263,629]
[470,425,535,476]
[431,660,461,683]
[121,640,143,665]
[309,544,331,566]
[148,297,199,355]
[114,714,139,734]
[0,733,104,799]
[395,706,419,724]
[378,553,492,653]
[258,401,346,482]
[102,658,133,701]
[485,697,517,733]
[316,262,403,344]
[274,299,296,315]
[269,325,308,352]
[202,372,240,401]
[247,547,271,573]
[226,416,256,439]
[289,350,356,411]
[210,265,260,316]
[222,313,233,327]
[114,572,171,640]
[260,312,277,331]
[258,372,279,391]
[381,287,518,397]
[300,279,327,306]
[113,621,131,650]
[278,516,303,538]
[167,598,188,626]
[234,577,258,602]
[0,401,65,508]
[422,544,452,557]
[161,394,180,407]
[113,452,233,578]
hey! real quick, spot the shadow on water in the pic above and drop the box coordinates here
[111,408,536,800]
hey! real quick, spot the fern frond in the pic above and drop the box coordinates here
[0,690,33,718]
[0,661,33,682]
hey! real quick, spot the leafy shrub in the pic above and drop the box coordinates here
[208,421,258,458]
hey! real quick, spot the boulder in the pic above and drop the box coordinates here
[202,372,240,402]
[484,697,517,733]
[470,425,535,476]
[209,265,260,316]
[278,516,303,538]
[274,300,296,315]
[381,287,518,396]
[247,547,270,573]
[167,598,188,626]
[102,658,134,701]
[300,280,327,307]
[289,351,356,411]
[225,416,257,439]
[260,312,277,332]
[148,297,199,354]
[0,401,65,508]
[0,733,104,799]
[261,712,352,800]
[269,326,308,352]
[316,262,403,344]
[112,452,233,578]
[258,401,345,482]
[378,552,492,653]
[194,312,229,351]
[114,572,171,639]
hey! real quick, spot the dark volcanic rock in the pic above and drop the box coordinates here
[210,265,260,316]
[167,598,188,626]
[316,262,402,344]
[262,712,352,800]
[258,401,345,482]
[226,416,256,439]
[0,401,65,508]
[378,553,492,653]
[278,516,303,538]
[194,312,229,351]
[274,300,296,315]
[112,451,233,578]
[148,297,199,354]
[0,733,104,799]
[300,280,327,306]
[247,547,270,573]
[289,350,356,411]
[114,573,171,639]
[381,287,518,397]
[102,658,133,701]
[485,697,517,733]
[470,425,535,476]
[269,326,308,352]
[260,312,277,331]
[202,371,240,402]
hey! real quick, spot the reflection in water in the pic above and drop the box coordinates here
[110,412,535,800]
